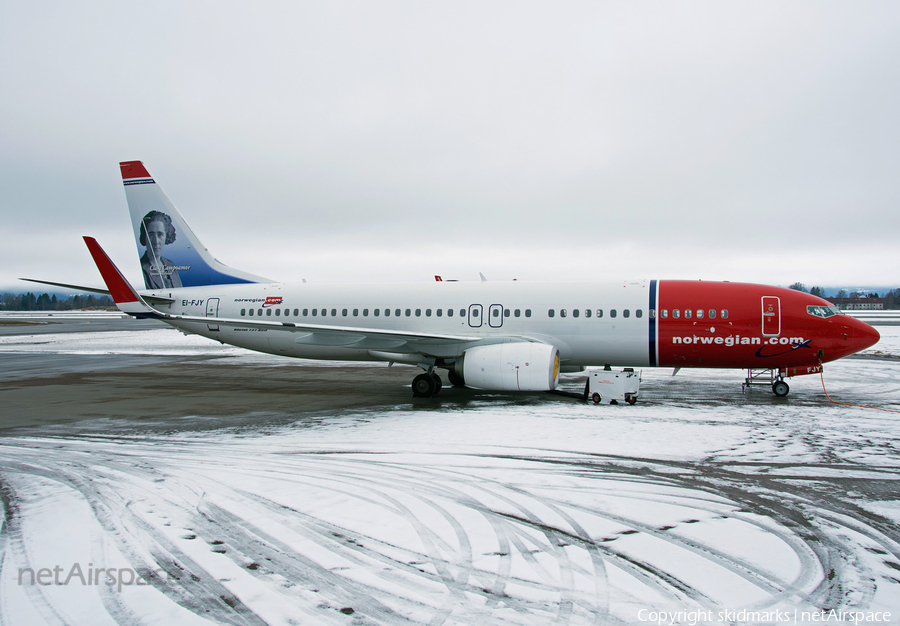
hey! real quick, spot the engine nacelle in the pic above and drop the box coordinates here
[459,343,559,391]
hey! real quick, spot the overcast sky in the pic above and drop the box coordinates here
[2,1,899,292]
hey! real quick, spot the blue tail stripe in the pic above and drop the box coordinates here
[649,279,658,367]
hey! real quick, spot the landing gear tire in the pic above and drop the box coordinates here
[430,372,443,394]
[412,373,439,398]
[772,380,790,397]
[591,392,601,404]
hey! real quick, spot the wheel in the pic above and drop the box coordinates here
[591,392,601,404]
[412,373,437,397]
[447,369,465,387]
[772,380,790,397]
[430,372,443,395]
[626,396,637,405]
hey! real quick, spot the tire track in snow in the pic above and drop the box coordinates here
[2,436,900,624]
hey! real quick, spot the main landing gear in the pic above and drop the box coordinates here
[412,372,443,398]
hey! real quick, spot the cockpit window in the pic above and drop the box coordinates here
[807,305,841,318]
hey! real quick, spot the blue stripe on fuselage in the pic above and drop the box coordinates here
[649,279,657,366]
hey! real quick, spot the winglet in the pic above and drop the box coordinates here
[83,237,155,316]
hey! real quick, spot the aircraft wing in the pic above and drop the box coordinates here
[154,310,509,357]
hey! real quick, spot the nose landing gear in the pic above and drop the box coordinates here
[772,380,790,397]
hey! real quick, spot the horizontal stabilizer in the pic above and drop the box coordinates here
[19,278,110,296]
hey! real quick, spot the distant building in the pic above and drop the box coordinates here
[828,297,885,311]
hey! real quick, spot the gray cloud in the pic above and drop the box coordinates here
[2,1,899,291]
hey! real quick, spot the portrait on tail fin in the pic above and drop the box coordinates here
[139,210,184,289]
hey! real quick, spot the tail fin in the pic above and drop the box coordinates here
[120,161,270,289]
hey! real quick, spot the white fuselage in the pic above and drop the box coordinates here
[151,279,655,367]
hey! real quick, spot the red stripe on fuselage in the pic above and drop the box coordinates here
[656,281,871,369]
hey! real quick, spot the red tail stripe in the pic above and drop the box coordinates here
[83,237,141,303]
[119,161,151,180]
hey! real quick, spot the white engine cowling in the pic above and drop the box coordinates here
[459,343,559,391]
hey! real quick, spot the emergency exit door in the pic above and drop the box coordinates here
[761,296,780,336]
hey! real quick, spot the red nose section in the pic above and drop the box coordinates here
[852,318,880,353]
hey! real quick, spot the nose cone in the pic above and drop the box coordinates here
[851,317,880,354]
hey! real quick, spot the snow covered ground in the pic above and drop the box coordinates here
[1,320,899,625]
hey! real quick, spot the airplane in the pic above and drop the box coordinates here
[25,161,881,399]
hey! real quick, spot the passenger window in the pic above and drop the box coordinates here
[267,309,272,317]
[241,308,246,316]
[623,309,630,318]
[721,309,728,319]
[447,309,453,317]
[548,309,555,318]
[492,308,499,317]
[596,309,603,318]
[504,309,510,317]
[472,309,479,318]
[395,309,401,317]
[363,309,369,316]
[573,309,579,318]
[312,309,318,316]
[405,309,411,316]
[416,309,421,316]
[460,309,466,317]
[329,309,335,316]
[437,309,443,317]
[685,309,692,319]
[321,308,327,316]
[375,309,380,317]
[561,309,567,318]
[585,309,591,318]
[383,309,389,317]
[342,309,347,316]
[293,309,299,316]
[275,309,281,316]
[258,309,263,316]
[696,309,703,319]
[303,308,309,316]
[708,309,716,319]
[660,309,667,318]
[525,309,532,317]
[610,309,617,318]
[426,309,432,317]
[248,309,253,316]
[636,309,643,318]
[673,309,680,319]
[353,309,358,316]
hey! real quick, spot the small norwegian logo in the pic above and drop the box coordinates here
[262,296,283,307]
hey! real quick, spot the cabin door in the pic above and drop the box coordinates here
[206,298,220,331]
[761,296,780,336]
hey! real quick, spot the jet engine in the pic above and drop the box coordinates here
[457,342,559,391]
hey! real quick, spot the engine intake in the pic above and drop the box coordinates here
[458,343,559,391]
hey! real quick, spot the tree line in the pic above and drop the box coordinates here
[0,292,115,311]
